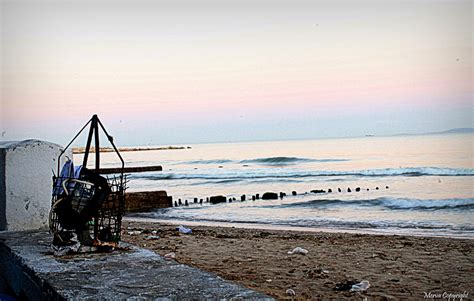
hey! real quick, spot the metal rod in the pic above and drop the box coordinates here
[92,115,100,237]
[57,117,92,175]
[97,119,125,169]
[94,117,100,172]
[82,116,96,168]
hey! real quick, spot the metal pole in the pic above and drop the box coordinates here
[92,115,100,237]
[94,116,100,172]
[82,116,96,168]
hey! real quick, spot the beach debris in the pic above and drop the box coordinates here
[241,194,246,201]
[210,195,226,204]
[347,188,352,192]
[127,230,142,236]
[304,267,330,279]
[310,189,326,194]
[328,188,332,193]
[177,225,192,234]
[292,191,297,196]
[376,187,379,190]
[185,200,189,206]
[174,201,178,207]
[145,235,160,240]
[252,195,256,201]
[389,278,400,282]
[286,289,296,296]
[386,186,389,189]
[355,187,361,192]
[164,252,176,260]
[338,188,342,192]
[262,192,278,200]
[178,199,182,206]
[200,199,203,205]
[52,236,81,256]
[266,279,272,283]
[335,280,359,291]
[194,197,198,203]
[255,231,270,238]
[350,280,370,292]
[256,193,260,200]
[288,247,308,255]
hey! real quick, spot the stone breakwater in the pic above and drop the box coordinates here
[172,185,390,207]
[72,146,192,154]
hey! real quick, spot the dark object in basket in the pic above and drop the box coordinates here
[53,168,110,231]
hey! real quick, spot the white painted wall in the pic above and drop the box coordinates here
[0,140,70,231]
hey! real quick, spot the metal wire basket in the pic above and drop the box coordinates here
[49,115,126,249]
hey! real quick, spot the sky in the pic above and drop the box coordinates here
[1,0,472,146]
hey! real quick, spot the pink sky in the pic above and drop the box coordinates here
[1,0,472,145]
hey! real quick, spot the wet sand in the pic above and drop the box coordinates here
[123,221,473,300]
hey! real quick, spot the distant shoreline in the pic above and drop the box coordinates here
[68,128,473,151]
[72,146,192,154]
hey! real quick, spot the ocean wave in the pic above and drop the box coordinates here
[179,157,349,166]
[190,179,242,185]
[260,197,474,211]
[132,174,175,180]
[130,167,474,181]
[354,167,474,177]
[239,156,347,165]
[184,159,234,164]
[381,198,474,210]
[132,212,474,232]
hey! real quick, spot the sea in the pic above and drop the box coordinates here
[75,134,474,238]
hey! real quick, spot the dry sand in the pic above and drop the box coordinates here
[123,221,473,300]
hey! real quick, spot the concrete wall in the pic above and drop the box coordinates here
[0,140,68,231]
[0,149,5,231]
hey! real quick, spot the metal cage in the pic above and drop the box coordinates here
[49,115,126,249]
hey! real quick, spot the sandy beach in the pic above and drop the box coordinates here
[122,221,473,300]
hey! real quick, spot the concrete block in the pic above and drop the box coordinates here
[0,140,69,231]
[125,191,172,213]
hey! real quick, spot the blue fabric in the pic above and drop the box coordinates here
[53,160,82,196]
[0,293,16,301]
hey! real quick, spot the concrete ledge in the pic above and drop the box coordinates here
[0,231,271,300]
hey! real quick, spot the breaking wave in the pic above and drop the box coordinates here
[239,156,347,165]
[260,197,474,211]
[184,159,234,164]
[181,157,349,166]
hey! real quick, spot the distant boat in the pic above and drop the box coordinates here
[365,134,374,137]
